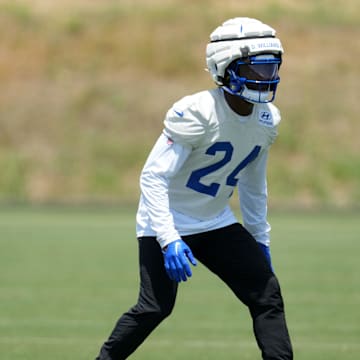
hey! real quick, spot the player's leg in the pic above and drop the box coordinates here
[184,224,293,360]
[96,237,178,360]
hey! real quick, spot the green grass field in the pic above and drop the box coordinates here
[0,207,359,359]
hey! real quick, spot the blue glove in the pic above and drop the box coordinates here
[163,239,197,282]
[258,243,274,272]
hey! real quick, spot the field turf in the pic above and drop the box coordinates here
[0,207,359,359]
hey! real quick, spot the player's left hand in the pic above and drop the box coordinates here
[162,239,197,282]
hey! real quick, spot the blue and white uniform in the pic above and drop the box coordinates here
[136,88,280,249]
[96,18,293,359]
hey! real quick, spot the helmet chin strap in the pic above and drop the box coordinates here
[222,84,272,104]
[240,86,271,103]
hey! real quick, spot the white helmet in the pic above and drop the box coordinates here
[206,17,284,103]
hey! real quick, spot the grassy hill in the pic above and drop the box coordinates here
[0,0,359,208]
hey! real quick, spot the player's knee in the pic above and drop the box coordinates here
[266,275,284,309]
[158,304,174,320]
[141,306,174,327]
[263,275,284,307]
[155,298,176,320]
[249,275,285,314]
[132,300,175,323]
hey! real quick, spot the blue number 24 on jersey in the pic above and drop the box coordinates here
[186,142,261,197]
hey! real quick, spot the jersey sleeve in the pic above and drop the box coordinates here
[237,148,271,246]
[139,133,192,248]
[240,104,281,245]
[163,96,207,149]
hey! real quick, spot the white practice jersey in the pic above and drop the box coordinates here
[136,88,281,248]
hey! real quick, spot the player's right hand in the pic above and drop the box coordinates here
[162,239,197,282]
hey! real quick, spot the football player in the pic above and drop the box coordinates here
[96,17,293,360]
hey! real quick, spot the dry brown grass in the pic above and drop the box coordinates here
[0,0,359,207]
